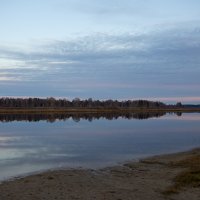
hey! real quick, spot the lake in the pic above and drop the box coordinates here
[0,112,200,181]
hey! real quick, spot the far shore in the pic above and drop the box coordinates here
[0,148,199,200]
[0,107,200,114]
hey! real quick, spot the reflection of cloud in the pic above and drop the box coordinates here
[0,136,17,142]
[157,114,200,121]
[0,77,21,81]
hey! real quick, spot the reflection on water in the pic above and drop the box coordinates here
[0,112,167,122]
[0,112,200,181]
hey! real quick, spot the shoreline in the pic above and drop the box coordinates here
[0,148,199,200]
[0,108,200,114]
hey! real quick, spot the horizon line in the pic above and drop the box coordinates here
[0,96,199,104]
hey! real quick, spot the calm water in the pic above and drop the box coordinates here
[0,112,200,181]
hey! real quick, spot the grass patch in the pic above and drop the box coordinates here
[163,154,200,195]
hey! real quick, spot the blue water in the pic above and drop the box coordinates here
[0,113,200,181]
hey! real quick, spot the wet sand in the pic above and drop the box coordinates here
[0,148,199,200]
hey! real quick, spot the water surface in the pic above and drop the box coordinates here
[0,112,200,181]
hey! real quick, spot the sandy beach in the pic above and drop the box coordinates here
[0,148,199,200]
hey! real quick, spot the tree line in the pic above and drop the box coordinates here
[0,97,167,109]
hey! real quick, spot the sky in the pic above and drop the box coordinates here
[0,0,200,103]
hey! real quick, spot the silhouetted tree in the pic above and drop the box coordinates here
[0,97,167,109]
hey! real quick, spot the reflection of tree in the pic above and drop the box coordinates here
[72,115,80,122]
[176,112,182,117]
[0,112,168,123]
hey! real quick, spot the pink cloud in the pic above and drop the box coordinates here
[118,96,200,104]
[146,96,200,103]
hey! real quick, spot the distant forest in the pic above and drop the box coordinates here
[0,97,170,109]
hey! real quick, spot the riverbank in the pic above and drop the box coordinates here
[0,148,199,200]
[0,107,200,114]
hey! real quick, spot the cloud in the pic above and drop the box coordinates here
[0,23,200,100]
[144,97,200,103]
[1,24,200,66]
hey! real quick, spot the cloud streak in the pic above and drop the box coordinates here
[144,97,200,103]
[0,23,200,102]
